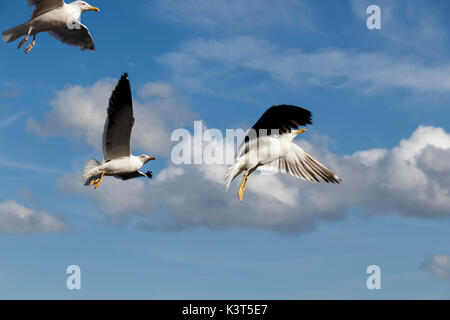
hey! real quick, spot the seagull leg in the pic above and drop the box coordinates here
[238,170,249,202]
[18,27,32,49]
[94,171,106,189]
[25,35,36,54]
[17,36,29,49]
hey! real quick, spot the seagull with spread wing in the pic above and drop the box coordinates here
[2,0,99,53]
[225,105,341,202]
[83,73,156,189]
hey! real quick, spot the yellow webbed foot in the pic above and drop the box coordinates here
[94,171,105,189]
[238,186,245,202]
[237,171,249,202]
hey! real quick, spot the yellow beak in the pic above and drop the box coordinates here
[295,128,307,135]
[89,7,100,12]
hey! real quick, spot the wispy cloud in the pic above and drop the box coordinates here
[152,0,315,33]
[0,82,21,99]
[0,112,25,129]
[350,0,447,56]
[420,255,450,280]
[0,156,61,174]
[158,36,450,94]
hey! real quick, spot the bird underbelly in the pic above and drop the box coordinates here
[31,19,66,33]
[31,10,72,33]
[103,158,142,175]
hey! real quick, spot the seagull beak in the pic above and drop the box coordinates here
[88,7,100,12]
[295,128,307,135]
[145,157,156,164]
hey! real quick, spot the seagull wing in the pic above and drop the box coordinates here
[102,73,134,161]
[114,171,152,181]
[28,0,64,19]
[237,104,312,157]
[250,105,312,137]
[48,23,95,51]
[259,143,341,184]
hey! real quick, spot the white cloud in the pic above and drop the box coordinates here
[58,164,315,233]
[0,200,66,234]
[59,125,450,233]
[0,155,61,174]
[27,79,195,157]
[153,0,314,32]
[138,82,175,99]
[420,255,450,280]
[0,112,24,129]
[158,36,450,93]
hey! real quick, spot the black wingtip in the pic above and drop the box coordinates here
[115,73,130,91]
[145,171,153,179]
[107,73,132,116]
[274,104,313,125]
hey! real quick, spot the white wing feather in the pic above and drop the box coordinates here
[259,144,341,183]
[27,0,64,19]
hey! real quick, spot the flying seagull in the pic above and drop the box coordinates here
[225,105,341,202]
[83,73,156,189]
[2,0,99,53]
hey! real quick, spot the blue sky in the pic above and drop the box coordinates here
[0,0,449,299]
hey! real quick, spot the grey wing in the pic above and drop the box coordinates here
[48,23,95,51]
[259,144,341,183]
[102,73,134,161]
[114,171,152,181]
[28,0,64,19]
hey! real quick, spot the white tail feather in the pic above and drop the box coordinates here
[224,164,242,191]
[82,158,101,184]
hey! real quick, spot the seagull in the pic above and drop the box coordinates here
[82,73,156,189]
[2,0,99,53]
[225,105,341,202]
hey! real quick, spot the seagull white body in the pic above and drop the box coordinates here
[85,156,149,179]
[82,73,156,189]
[2,0,99,53]
[26,5,78,31]
[230,134,293,171]
[225,105,341,201]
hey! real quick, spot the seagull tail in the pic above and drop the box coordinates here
[82,158,102,185]
[224,164,242,192]
[2,23,29,43]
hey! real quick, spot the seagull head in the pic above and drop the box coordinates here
[72,1,100,13]
[288,128,307,140]
[139,154,157,165]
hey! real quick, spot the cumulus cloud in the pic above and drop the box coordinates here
[420,255,450,280]
[27,79,195,157]
[158,36,450,93]
[58,125,450,233]
[58,164,315,233]
[0,200,66,234]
